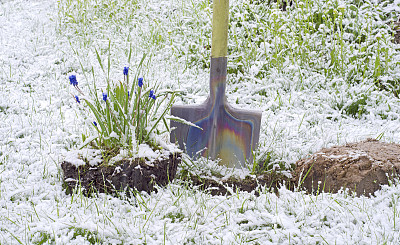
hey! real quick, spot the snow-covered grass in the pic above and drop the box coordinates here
[1,0,400,243]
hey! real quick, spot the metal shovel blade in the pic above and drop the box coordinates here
[170,57,262,168]
[170,0,262,167]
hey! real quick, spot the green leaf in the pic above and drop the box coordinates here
[107,40,111,83]
[94,48,104,73]
[349,5,358,12]
[167,116,203,130]
[162,117,170,132]
[128,42,132,64]
[82,133,86,143]
[83,98,107,134]
[144,94,176,142]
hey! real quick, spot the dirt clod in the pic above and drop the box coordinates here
[62,153,181,196]
[292,139,400,196]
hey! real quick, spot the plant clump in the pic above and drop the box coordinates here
[68,56,178,164]
[63,54,184,195]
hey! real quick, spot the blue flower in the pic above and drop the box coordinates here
[75,95,80,103]
[93,121,97,127]
[128,91,130,98]
[123,66,129,76]
[149,90,156,100]
[138,77,143,87]
[102,92,107,102]
[69,75,78,86]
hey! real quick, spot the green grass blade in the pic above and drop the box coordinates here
[94,47,104,73]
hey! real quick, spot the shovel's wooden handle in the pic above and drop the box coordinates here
[211,0,229,58]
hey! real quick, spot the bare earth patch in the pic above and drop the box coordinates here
[183,139,400,197]
[62,140,400,197]
[182,171,289,196]
[62,153,181,196]
[292,139,400,196]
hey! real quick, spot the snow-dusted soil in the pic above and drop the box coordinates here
[1,0,400,244]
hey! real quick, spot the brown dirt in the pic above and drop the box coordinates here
[63,139,400,198]
[184,171,290,196]
[292,139,400,196]
[186,139,400,197]
[61,153,181,196]
[394,21,400,44]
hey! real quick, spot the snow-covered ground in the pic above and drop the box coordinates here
[0,0,400,244]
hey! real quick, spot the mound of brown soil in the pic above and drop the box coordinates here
[183,139,400,197]
[292,139,400,196]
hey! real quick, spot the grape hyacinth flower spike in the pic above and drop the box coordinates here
[68,74,83,95]
[102,92,107,102]
[138,77,143,87]
[69,75,78,86]
[149,90,157,100]
[123,66,129,76]
[75,95,80,104]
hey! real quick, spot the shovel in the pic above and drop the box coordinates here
[170,0,262,168]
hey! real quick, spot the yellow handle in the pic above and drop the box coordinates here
[211,0,229,58]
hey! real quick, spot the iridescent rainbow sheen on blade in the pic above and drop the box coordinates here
[186,59,257,167]
[170,57,261,168]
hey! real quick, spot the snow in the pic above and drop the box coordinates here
[64,151,86,167]
[136,144,163,161]
[64,148,103,167]
[0,0,400,244]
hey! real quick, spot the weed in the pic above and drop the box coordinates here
[0,105,9,114]
[164,210,185,223]
[69,227,101,244]
[250,148,288,175]
[344,93,368,118]
[32,231,54,245]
